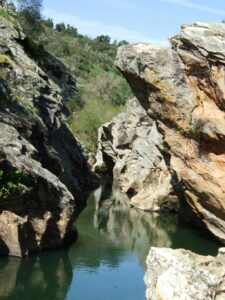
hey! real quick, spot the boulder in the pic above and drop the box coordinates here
[145,247,225,300]
[115,22,225,243]
[0,211,28,257]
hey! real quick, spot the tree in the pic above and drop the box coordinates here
[17,0,43,37]
[55,22,66,32]
[17,0,43,19]
[0,0,6,6]
[95,35,111,44]
[65,25,78,37]
[55,23,78,37]
[43,18,54,28]
[118,40,129,47]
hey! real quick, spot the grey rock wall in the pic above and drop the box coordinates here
[0,11,98,256]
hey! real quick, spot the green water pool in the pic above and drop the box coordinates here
[0,184,220,300]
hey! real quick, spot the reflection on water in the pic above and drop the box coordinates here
[93,184,177,267]
[0,180,221,300]
[0,249,72,300]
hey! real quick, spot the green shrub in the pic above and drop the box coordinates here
[0,78,12,108]
[68,99,123,152]
[0,7,16,23]
[0,97,8,107]
[189,115,205,137]
[80,70,131,106]
[0,168,25,199]
[20,36,45,62]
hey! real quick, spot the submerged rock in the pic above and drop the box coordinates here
[0,10,98,256]
[115,22,225,243]
[145,247,225,300]
[94,98,179,212]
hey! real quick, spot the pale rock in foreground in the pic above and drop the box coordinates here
[145,247,225,300]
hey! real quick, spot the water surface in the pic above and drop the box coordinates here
[0,183,221,300]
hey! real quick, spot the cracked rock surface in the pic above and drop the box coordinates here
[0,11,98,256]
[145,247,225,300]
[113,22,225,243]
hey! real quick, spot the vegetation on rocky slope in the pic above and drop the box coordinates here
[41,26,132,151]
[15,5,132,151]
[0,168,24,199]
[0,2,99,255]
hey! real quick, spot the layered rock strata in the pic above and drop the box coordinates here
[94,98,179,211]
[114,22,225,243]
[0,12,97,256]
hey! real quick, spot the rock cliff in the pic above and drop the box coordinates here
[94,98,179,211]
[145,247,225,300]
[0,9,98,256]
[112,22,225,243]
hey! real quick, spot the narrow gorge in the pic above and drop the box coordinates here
[0,2,225,300]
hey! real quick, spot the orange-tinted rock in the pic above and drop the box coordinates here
[115,22,225,243]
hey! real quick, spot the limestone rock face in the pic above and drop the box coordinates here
[94,98,179,211]
[145,247,225,300]
[115,22,225,243]
[0,10,98,256]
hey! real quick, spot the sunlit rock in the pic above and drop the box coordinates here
[94,98,179,212]
[115,22,225,243]
[145,247,225,300]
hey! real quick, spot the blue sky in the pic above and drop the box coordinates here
[43,0,225,45]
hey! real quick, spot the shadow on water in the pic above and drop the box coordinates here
[0,179,221,300]
[0,248,72,300]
